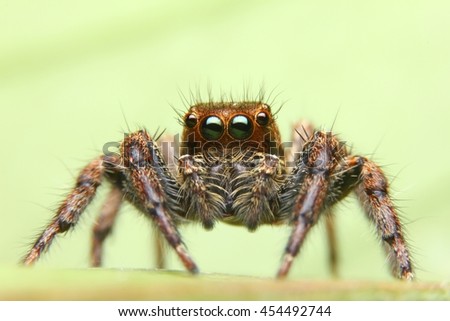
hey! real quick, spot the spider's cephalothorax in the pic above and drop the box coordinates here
[23,101,414,280]
[178,102,285,231]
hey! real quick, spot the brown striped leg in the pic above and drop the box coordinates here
[122,131,198,274]
[152,134,178,269]
[23,158,104,265]
[277,131,342,278]
[131,167,198,273]
[91,187,123,267]
[277,176,330,278]
[354,156,414,280]
[285,122,340,277]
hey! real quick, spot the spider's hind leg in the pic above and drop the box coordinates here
[91,186,123,267]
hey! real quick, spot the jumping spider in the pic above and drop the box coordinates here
[23,100,413,280]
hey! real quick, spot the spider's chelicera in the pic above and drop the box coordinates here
[23,101,413,280]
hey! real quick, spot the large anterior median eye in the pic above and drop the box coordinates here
[200,116,224,140]
[228,115,253,140]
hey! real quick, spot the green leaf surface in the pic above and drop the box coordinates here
[1,268,448,301]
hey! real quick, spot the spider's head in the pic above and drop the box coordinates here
[181,101,282,157]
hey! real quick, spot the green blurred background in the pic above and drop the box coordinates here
[1,0,449,286]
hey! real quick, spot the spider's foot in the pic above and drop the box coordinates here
[276,253,294,279]
[402,271,414,281]
[175,244,199,275]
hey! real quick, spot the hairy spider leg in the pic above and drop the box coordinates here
[353,156,413,280]
[23,158,104,265]
[24,130,199,274]
[153,133,179,269]
[287,121,339,277]
[277,131,340,278]
[89,134,176,270]
[107,130,198,274]
[277,131,413,280]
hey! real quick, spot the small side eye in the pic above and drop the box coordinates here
[229,115,253,140]
[184,114,198,128]
[200,116,224,140]
[256,111,269,126]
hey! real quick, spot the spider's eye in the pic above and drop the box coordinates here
[256,111,269,126]
[200,116,224,140]
[184,114,198,128]
[229,115,253,140]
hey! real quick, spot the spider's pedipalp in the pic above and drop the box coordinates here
[178,154,226,229]
[230,153,283,231]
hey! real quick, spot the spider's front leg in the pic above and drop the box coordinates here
[277,131,342,278]
[277,131,413,280]
[91,133,178,269]
[114,130,199,274]
[286,121,339,276]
